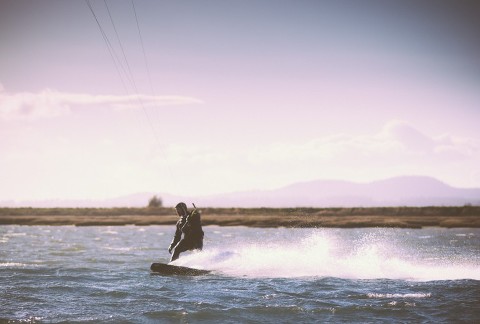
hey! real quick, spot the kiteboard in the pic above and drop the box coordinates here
[150,262,211,276]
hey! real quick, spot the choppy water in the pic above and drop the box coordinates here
[1,225,479,323]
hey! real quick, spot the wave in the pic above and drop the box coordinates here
[0,262,27,267]
[367,293,431,298]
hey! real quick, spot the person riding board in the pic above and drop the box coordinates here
[168,202,204,262]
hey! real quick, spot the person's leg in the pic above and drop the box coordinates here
[194,239,203,251]
[170,239,192,262]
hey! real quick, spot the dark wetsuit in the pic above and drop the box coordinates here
[169,210,204,261]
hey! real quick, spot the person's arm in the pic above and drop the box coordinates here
[168,221,182,253]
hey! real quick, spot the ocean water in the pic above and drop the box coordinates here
[1,225,479,323]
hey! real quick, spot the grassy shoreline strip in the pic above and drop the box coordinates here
[1,206,480,216]
[0,206,479,228]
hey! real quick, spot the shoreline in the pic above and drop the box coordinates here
[1,206,479,228]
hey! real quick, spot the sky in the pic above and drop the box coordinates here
[1,0,479,202]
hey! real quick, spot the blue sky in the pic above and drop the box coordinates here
[1,0,479,201]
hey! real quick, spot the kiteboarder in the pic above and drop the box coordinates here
[168,202,204,262]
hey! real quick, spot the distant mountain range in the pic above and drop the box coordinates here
[194,176,480,208]
[2,176,480,208]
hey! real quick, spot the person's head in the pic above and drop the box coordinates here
[175,202,188,217]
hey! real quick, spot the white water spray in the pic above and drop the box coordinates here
[172,229,480,280]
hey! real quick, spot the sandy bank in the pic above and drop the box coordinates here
[1,207,479,228]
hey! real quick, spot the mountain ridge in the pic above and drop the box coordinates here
[2,176,479,208]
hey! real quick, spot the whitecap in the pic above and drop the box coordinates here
[367,293,431,298]
[0,262,27,267]
[4,232,27,237]
[101,230,118,235]
[103,246,132,252]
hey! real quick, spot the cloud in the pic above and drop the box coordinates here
[382,120,480,160]
[0,87,203,120]
[153,121,478,182]
[381,120,435,152]
[247,120,479,166]
[141,120,479,193]
[142,120,479,191]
